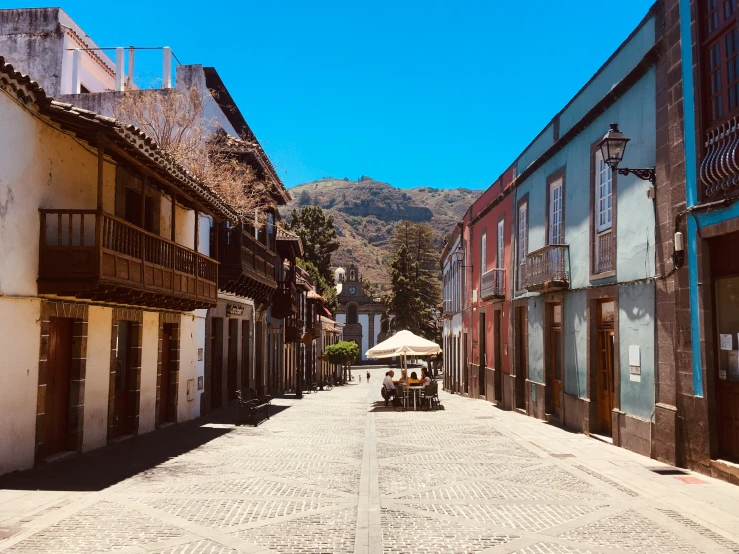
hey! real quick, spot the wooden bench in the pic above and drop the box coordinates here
[236,390,271,426]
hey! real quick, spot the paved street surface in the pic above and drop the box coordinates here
[2,368,739,554]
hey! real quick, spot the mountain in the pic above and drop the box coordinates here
[280,178,481,287]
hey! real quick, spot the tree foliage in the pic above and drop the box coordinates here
[385,221,441,338]
[325,341,360,367]
[296,258,338,314]
[111,87,275,223]
[288,206,340,286]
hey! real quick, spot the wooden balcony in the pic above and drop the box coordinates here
[38,209,218,310]
[272,281,299,319]
[285,318,303,343]
[218,225,277,302]
[523,245,569,292]
[480,268,505,301]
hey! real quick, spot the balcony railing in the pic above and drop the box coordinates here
[272,281,299,319]
[480,268,505,301]
[39,209,218,310]
[595,229,614,274]
[219,225,277,301]
[701,118,739,197]
[523,244,569,292]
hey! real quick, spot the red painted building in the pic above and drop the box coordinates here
[460,166,516,406]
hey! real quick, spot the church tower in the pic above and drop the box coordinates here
[334,264,385,362]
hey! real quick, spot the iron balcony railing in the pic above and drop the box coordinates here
[523,244,569,292]
[595,229,614,274]
[701,118,739,197]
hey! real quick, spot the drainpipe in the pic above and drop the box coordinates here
[679,0,704,398]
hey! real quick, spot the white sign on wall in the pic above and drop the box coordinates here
[720,334,733,351]
[629,345,641,382]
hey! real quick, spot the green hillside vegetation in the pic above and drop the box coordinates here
[280,178,480,286]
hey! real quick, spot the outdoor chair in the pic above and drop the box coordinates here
[431,381,441,410]
[420,384,434,411]
[382,384,397,408]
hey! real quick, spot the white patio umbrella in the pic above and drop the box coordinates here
[365,329,441,359]
[366,330,441,410]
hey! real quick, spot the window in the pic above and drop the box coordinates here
[548,179,564,245]
[481,233,487,281]
[702,0,739,126]
[595,151,613,233]
[517,200,528,291]
[594,150,615,274]
[497,219,505,269]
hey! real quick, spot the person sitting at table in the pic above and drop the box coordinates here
[382,371,396,407]
[398,369,408,384]
[408,371,422,385]
[420,367,432,385]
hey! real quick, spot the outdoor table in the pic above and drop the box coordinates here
[408,385,423,411]
[396,384,423,411]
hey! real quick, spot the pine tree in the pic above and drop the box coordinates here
[386,221,441,337]
[288,206,340,286]
[386,238,439,337]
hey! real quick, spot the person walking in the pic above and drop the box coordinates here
[366,370,371,383]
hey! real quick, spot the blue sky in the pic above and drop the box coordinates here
[5,0,655,189]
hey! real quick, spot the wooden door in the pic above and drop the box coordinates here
[463,332,469,394]
[227,319,238,399]
[515,307,527,410]
[493,311,502,402]
[479,312,486,395]
[255,322,264,394]
[597,330,615,434]
[241,321,251,393]
[160,325,172,424]
[547,303,563,414]
[714,275,739,460]
[45,317,73,457]
[113,321,131,438]
[210,318,223,409]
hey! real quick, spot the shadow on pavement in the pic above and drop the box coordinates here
[0,407,239,492]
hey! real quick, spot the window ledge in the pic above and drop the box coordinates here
[590,270,616,282]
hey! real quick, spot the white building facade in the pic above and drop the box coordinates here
[0,58,236,475]
[441,224,464,393]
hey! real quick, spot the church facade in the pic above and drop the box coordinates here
[334,265,386,362]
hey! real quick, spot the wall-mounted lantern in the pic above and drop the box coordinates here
[598,123,656,184]
[453,246,472,269]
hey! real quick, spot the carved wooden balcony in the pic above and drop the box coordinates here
[218,225,277,302]
[285,318,303,343]
[701,118,739,197]
[38,209,218,310]
[480,268,505,301]
[523,244,569,292]
[272,281,298,319]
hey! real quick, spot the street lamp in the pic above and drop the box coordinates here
[453,246,472,268]
[598,123,655,183]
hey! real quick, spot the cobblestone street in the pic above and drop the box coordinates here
[1,369,739,554]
